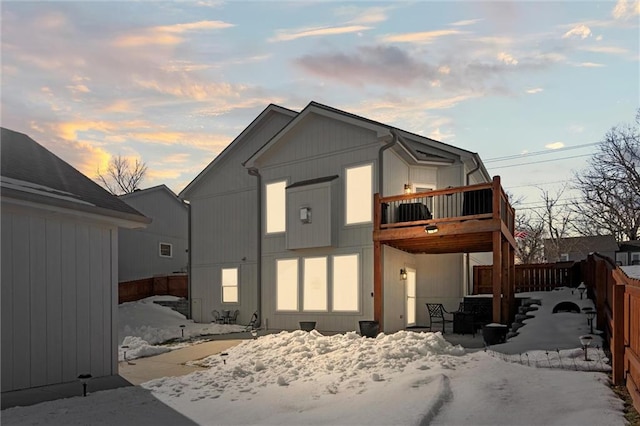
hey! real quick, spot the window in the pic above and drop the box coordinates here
[266,180,287,233]
[560,253,569,262]
[221,268,238,303]
[345,164,372,225]
[276,259,298,311]
[332,254,359,312]
[303,257,327,311]
[159,243,172,258]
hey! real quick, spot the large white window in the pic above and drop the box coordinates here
[266,180,286,233]
[332,254,359,312]
[345,164,372,225]
[276,259,298,311]
[221,268,238,303]
[303,257,327,311]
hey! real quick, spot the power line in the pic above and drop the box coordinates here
[484,142,600,163]
[488,154,592,170]
[505,180,570,189]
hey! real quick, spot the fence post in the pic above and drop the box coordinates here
[595,260,607,332]
[611,281,625,385]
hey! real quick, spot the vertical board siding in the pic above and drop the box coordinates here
[45,219,63,385]
[12,214,31,390]
[1,213,14,391]
[60,220,78,383]
[75,223,91,375]
[29,216,47,387]
[89,226,104,377]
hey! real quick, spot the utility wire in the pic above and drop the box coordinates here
[488,154,592,170]
[485,142,599,163]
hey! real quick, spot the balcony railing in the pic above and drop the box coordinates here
[375,178,514,235]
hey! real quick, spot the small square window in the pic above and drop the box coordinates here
[159,243,173,258]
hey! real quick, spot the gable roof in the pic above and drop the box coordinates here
[243,101,490,180]
[179,104,298,198]
[1,127,149,225]
[120,184,187,211]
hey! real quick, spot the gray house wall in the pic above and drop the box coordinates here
[183,110,294,323]
[1,203,118,392]
[119,187,188,282]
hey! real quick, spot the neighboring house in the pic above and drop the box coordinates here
[616,240,640,265]
[118,185,188,282]
[1,128,149,393]
[180,101,505,333]
[544,235,619,263]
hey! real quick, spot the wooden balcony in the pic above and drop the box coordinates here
[372,176,517,326]
[374,176,516,254]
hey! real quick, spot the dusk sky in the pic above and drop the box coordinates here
[1,1,638,209]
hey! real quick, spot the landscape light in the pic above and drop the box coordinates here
[579,335,593,362]
[586,310,596,334]
[78,373,92,397]
[180,324,186,338]
[577,282,586,300]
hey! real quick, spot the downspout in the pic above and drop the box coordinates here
[247,167,262,328]
[375,131,397,328]
[465,155,481,295]
[185,200,192,319]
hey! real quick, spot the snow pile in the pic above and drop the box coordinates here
[117,296,247,360]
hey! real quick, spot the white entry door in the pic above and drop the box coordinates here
[406,268,417,327]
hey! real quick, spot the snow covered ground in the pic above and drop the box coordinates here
[2,289,628,425]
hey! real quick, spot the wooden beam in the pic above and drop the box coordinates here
[492,230,502,323]
[501,238,512,324]
[373,241,383,330]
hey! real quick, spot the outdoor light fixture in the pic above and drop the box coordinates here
[579,335,593,362]
[300,206,312,224]
[220,352,229,365]
[180,324,186,338]
[404,184,412,194]
[577,282,586,300]
[400,268,407,280]
[424,224,438,234]
[78,373,92,397]
[586,310,596,334]
[251,329,258,338]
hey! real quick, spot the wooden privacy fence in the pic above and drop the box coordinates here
[473,262,578,294]
[118,274,188,304]
[584,253,640,414]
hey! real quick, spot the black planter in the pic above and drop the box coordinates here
[482,324,508,346]
[299,321,316,332]
[359,320,380,338]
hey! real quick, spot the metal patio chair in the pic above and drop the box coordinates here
[425,303,454,334]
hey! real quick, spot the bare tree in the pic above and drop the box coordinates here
[572,111,640,241]
[533,185,575,262]
[514,210,546,264]
[97,154,147,195]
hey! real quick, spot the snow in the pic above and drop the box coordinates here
[117,296,247,361]
[2,289,627,425]
[621,265,640,279]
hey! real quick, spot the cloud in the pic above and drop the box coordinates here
[545,142,565,149]
[295,45,435,87]
[450,19,483,26]
[563,24,592,39]
[380,29,465,44]
[114,20,234,47]
[612,0,640,20]
[269,25,372,42]
[574,62,605,67]
[525,88,543,94]
[497,52,518,65]
[339,6,390,25]
[580,45,630,55]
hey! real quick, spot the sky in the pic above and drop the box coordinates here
[1,1,638,208]
[2,287,628,425]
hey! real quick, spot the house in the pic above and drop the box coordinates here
[1,128,149,393]
[616,240,640,265]
[543,235,618,263]
[118,185,188,282]
[180,102,516,333]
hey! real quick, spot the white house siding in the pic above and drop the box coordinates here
[185,111,293,324]
[119,188,188,282]
[383,150,408,197]
[255,115,380,332]
[1,204,116,392]
[382,246,415,332]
